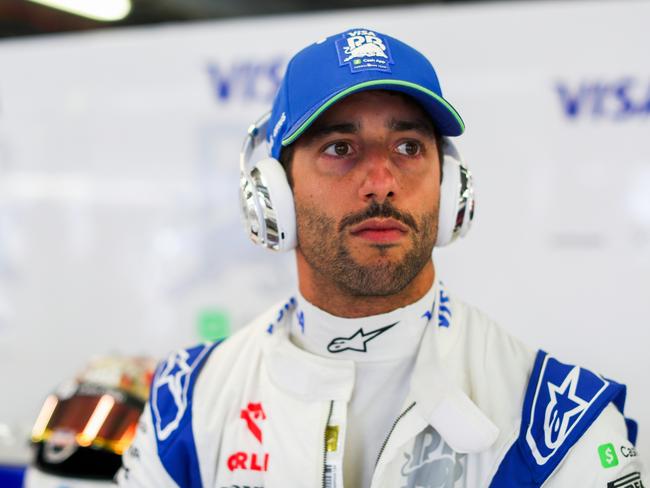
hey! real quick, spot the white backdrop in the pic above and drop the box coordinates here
[0,0,648,466]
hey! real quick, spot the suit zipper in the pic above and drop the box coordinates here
[374,401,416,468]
[322,400,334,488]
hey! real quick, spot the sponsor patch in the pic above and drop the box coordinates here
[225,402,270,473]
[226,452,269,472]
[327,322,396,353]
[621,445,639,458]
[335,29,393,73]
[599,442,620,468]
[326,425,339,452]
[240,403,266,444]
[422,284,452,326]
[297,309,305,334]
[269,111,286,148]
[266,297,296,335]
[438,287,452,328]
[607,472,645,488]
[401,426,464,488]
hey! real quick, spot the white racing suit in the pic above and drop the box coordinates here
[117,283,645,487]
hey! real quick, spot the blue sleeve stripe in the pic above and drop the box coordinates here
[489,350,628,487]
[149,340,222,488]
[626,418,639,446]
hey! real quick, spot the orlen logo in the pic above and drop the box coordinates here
[206,59,284,103]
[227,402,270,472]
[556,77,650,120]
[240,402,266,443]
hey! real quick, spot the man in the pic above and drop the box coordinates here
[118,28,645,487]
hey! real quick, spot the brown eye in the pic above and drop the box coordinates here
[324,142,352,156]
[396,141,421,156]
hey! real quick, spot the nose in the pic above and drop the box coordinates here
[357,151,397,203]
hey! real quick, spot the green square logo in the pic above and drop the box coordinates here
[598,443,619,468]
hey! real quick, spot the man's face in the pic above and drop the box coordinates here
[290,90,441,297]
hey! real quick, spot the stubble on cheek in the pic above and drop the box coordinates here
[295,202,438,297]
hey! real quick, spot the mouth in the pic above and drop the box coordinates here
[349,218,409,243]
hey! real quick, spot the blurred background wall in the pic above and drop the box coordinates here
[0,0,648,470]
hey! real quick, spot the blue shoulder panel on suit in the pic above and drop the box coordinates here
[490,350,629,487]
[149,341,222,488]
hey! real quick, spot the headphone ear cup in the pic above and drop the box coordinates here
[436,155,460,247]
[458,172,475,239]
[239,170,265,246]
[247,157,297,252]
[435,140,475,247]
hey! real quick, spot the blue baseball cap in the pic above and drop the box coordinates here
[267,28,465,159]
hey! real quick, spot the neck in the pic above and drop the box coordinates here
[296,252,435,318]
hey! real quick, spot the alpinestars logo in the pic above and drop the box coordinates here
[544,367,588,450]
[524,352,612,466]
[327,322,397,353]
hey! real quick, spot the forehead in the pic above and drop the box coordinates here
[295,90,434,140]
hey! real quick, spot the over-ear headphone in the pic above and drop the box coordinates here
[239,112,475,252]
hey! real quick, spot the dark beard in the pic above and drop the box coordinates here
[296,200,437,297]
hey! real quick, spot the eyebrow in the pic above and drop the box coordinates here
[387,118,436,138]
[301,118,435,145]
[303,122,359,142]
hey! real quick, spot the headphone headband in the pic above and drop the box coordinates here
[240,112,270,175]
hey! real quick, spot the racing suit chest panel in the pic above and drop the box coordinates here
[192,309,350,488]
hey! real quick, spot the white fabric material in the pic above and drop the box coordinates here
[289,287,435,488]
[117,283,646,488]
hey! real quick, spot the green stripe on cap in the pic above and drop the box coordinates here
[281,79,465,146]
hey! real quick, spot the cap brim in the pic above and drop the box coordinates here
[281,79,465,147]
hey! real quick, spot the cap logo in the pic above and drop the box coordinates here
[269,111,286,149]
[336,29,393,73]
